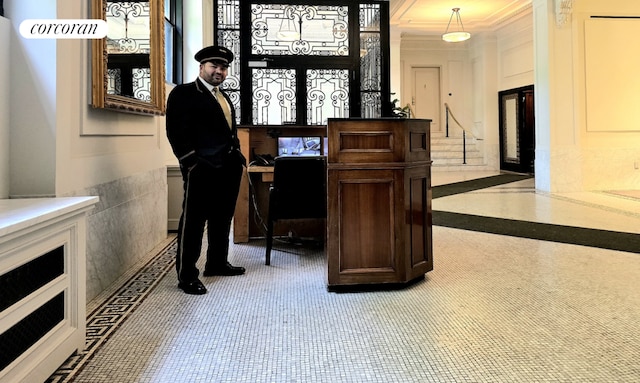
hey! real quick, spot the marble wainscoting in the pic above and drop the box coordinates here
[63,167,168,302]
[582,148,640,190]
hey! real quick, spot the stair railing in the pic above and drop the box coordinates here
[444,103,482,165]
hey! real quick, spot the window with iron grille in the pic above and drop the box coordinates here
[214,0,390,125]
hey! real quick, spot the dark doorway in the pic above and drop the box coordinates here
[498,85,535,174]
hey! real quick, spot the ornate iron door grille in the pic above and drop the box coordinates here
[214,0,390,125]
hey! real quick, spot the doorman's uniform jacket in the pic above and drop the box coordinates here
[166,78,246,169]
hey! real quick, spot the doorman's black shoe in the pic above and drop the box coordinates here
[203,262,246,276]
[178,279,207,295]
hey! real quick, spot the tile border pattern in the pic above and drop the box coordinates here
[46,239,177,383]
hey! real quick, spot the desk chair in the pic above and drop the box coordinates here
[265,156,327,265]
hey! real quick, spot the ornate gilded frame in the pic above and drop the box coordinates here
[91,0,165,115]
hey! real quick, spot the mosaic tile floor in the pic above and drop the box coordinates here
[46,239,177,383]
[46,171,640,383]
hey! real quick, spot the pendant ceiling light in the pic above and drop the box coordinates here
[442,8,471,43]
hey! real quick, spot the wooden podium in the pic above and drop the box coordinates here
[326,118,433,289]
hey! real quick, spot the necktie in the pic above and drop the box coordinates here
[213,87,233,129]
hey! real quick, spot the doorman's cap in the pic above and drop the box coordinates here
[194,45,234,65]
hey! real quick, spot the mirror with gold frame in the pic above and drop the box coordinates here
[91,0,165,115]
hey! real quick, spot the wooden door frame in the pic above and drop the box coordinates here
[498,85,535,174]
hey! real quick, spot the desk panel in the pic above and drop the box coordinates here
[234,125,327,243]
[247,165,274,182]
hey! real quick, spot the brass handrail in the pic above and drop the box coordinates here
[444,103,482,140]
[444,103,482,165]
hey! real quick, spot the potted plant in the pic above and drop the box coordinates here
[390,94,411,118]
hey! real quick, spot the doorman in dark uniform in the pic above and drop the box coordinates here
[166,45,247,295]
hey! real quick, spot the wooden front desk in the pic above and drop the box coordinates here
[247,165,274,182]
[326,118,433,288]
[233,125,327,243]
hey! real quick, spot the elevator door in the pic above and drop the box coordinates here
[499,85,535,174]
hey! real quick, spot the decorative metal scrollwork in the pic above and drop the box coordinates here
[106,1,150,53]
[252,68,298,125]
[217,2,386,122]
[251,4,349,56]
[306,69,349,125]
[91,0,165,115]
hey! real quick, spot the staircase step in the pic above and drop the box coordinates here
[432,151,482,159]
[432,157,485,166]
[431,143,477,151]
[429,132,486,168]
[432,163,497,172]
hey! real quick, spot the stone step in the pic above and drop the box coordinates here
[432,156,485,166]
[431,163,497,172]
[431,137,473,142]
[432,150,482,159]
[432,146,480,152]
[430,133,485,167]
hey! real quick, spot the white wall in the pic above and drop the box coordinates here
[0,16,9,198]
[485,10,535,170]
[400,1,640,191]
[400,10,534,172]
[389,28,402,98]
[5,0,167,197]
[5,0,169,301]
[400,35,471,138]
[55,1,166,197]
[7,0,57,197]
[534,0,640,191]
[574,0,640,190]
[495,15,534,92]
[469,33,499,169]
[183,0,207,82]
